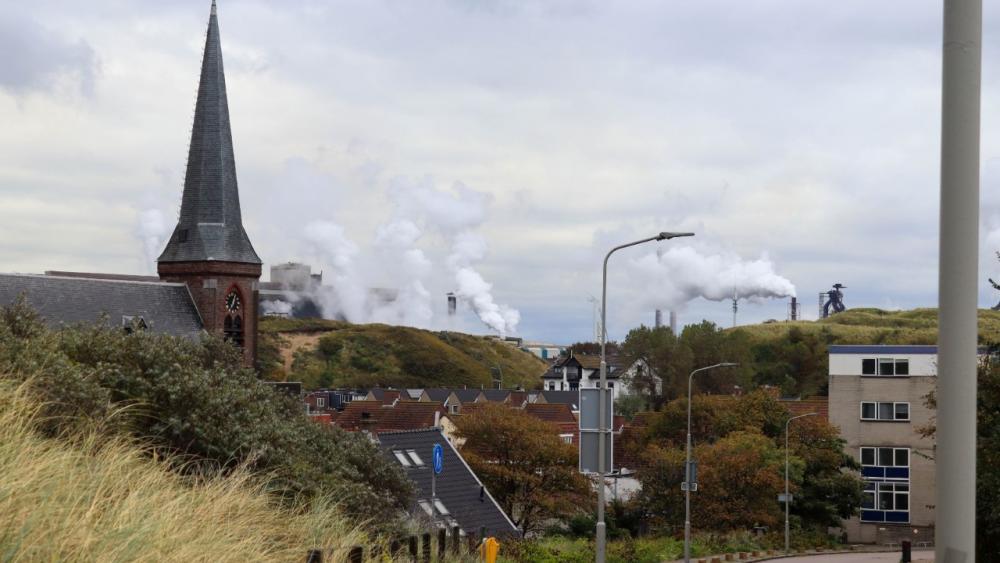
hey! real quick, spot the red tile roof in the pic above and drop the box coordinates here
[524,403,577,425]
[780,396,829,421]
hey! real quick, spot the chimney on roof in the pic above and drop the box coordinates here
[434,410,441,427]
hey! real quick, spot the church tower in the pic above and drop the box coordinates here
[158,1,262,367]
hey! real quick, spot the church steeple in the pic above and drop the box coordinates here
[158,0,260,265]
[158,1,262,368]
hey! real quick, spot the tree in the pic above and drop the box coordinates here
[621,325,693,402]
[453,404,592,534]
[919,350,1000,559]
[628,390,862,533]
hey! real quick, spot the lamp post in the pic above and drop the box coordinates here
[784,412,817,554]
[596,231,693,563]
[684,362,737,563]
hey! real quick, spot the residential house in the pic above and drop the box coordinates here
[378,428,520,538]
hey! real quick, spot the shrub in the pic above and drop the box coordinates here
[0,299,413,531]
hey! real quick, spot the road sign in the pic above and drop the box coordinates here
[681,482,698,492]
[778,493,793,503]
[432,443,444,474]
[579,388,614,473]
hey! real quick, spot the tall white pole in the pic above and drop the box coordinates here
[938,0,981,560]
[784,413,816,555]
[597,232,693,563]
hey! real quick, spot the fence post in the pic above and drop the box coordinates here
[438,528,447,559]
[391,539,401,556]
[306,549,323,563]
[422,532,431,562]
[409,536,418,561]
[348,546,363,563]
[451,526,461,555]
[467,532,478,554]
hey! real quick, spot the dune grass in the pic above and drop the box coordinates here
[0,380,365,563]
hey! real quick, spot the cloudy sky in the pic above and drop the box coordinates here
[3,0,1000,343]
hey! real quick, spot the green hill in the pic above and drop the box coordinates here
[258,318,548,390]
[731,307,1000,345]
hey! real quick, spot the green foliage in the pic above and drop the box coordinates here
[454,403,593,534]
[0,299,413,532]
[629,391,862,534]
[259,317,547,390]
[500,531,787,563]
[978,352,1000,559]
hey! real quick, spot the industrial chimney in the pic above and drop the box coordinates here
[447,292,457,316]
[669,310,678,335]
[654,309,663,328]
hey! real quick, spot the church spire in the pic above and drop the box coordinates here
[158,0,261,265]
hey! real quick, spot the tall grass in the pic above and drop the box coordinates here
[0,380,365,562]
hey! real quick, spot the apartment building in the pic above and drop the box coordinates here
[828,345,937,545]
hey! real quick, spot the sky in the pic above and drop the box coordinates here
[3,0,1000,344]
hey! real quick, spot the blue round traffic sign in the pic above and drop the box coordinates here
[432,443,444,474]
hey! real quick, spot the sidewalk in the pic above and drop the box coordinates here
[671,547,933,563]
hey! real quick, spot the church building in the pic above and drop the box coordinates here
[0,1,262,367]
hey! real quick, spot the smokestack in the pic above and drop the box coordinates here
[654,309,663,328]
[447,292,457,316]
[670,310,678,335]
[790,296,798,321]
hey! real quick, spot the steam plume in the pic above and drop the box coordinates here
[631,245,795,309]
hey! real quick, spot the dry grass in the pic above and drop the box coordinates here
[0,380,366,563]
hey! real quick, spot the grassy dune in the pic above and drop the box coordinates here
[733,307,1000,345]
[0,381,365,563]
[260,317,547,390]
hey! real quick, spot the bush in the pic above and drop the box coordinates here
[0,299,413,531]
[0,380,367,562]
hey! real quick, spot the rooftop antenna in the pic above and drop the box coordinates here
[732,288,738,328]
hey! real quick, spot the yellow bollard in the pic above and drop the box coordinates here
[480,537,500,563]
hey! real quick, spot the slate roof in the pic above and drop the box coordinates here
[479,389,510,402]
[452,389,483,403]
[422,388,455,403]
[158,1,260,265]
[0,273,203,337]
[378,428,519,537]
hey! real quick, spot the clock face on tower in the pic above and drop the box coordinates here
[225,289,241,313]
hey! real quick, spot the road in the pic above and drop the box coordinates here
[773,550,934,562]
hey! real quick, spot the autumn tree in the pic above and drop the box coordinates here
[453,403,592,534]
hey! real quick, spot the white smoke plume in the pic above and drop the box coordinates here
[630,245,796,310]
[388,180,519,336]
[136,207,169,272]
[299,178,519,336]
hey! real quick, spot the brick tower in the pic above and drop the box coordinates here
[158,1,262,367]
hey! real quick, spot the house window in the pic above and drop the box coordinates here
[418,500,434,517]
[122,315,148,334]
[860,402,909,421]
[393,451,412,467]
[406,449,425,467]
[860,446,911,523]
[862,358,909,376]
[433,499,450,515]
[449,404,459,415]
[316,397,325,409]
[559,434,573,444]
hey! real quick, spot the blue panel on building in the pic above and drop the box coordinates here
[885,511,909,523]
[861,510,885,522]
[862,467,885,478]
[885,467,909,479]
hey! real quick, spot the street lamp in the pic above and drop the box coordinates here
[596,231,693,563]
[784,412,817,554]
[684,362,738,563]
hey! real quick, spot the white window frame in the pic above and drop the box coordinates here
[861,357,910,377]
[406,449,425,467]
[860,401,910,421]
[316,397,325,408]
[559,433,573,444]
[860,447,910,468]
[393,450,412,467]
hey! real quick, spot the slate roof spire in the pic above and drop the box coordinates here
[158,0,261,265]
